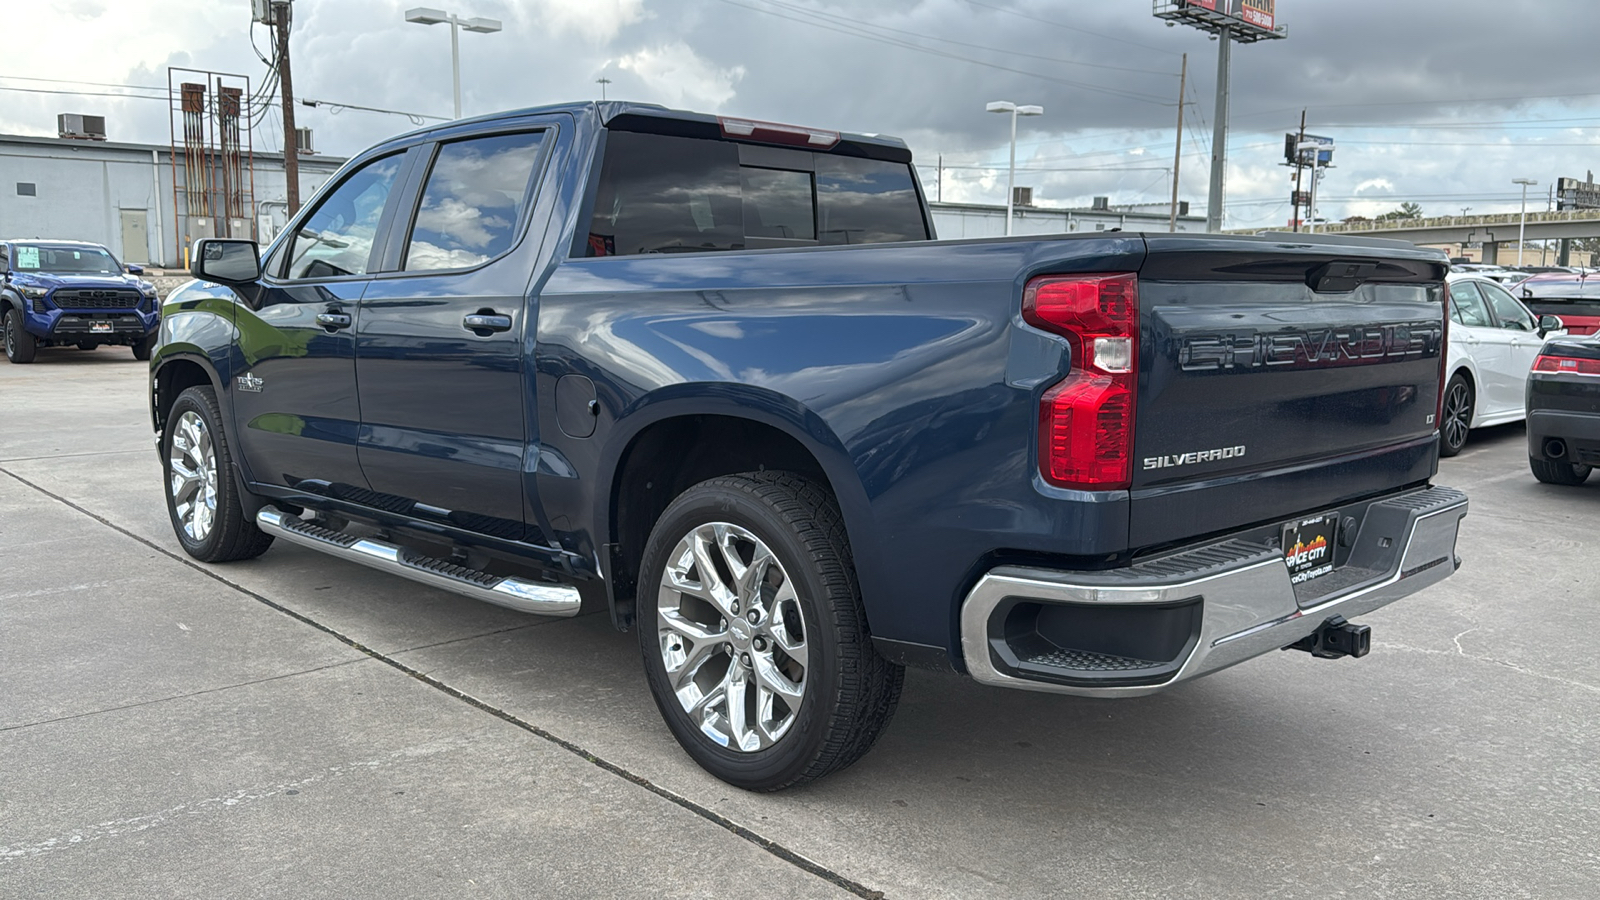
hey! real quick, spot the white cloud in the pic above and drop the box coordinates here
[614,42,744,111]
[536,0,645,43]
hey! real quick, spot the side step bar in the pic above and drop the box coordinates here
[256,506,581,617]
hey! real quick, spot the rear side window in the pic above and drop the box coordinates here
[1448,282,1492,327]
[404,131,546,271]
[585,130,926,257]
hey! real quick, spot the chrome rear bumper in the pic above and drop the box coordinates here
[960,486,1467,697]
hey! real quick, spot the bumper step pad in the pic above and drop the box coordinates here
[1023,647,1167,674]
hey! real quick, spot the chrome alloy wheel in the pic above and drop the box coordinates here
[657,522,808,752]
[1443,380,1472,452]
[168,410,219,542]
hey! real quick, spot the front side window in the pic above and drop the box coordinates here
[404,131,547,271]
[1480,281,1536,331]
[12,243,119,274]
[284,154,402,280]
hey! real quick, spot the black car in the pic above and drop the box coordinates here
[1526,335,1600,485]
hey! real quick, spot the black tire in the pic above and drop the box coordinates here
[4,307,37,364]
[1439,373,1473,458]
[637,471,904,791]
[131,334,155,361]
[1530,456,1592,486]
[162,385,274,562]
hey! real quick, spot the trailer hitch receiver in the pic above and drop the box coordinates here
[1284,615,1371,660]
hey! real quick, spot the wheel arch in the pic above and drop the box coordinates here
[151,351,224,437]
[595,386,876,631]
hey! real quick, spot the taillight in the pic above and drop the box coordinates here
[1024,273,1138,490]
[1534,354,1600,375]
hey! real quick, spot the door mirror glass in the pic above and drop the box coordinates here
[192,238,262,283]
[1538,314,1564,336]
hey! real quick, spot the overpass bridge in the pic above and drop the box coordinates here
[1250,210,1600,263]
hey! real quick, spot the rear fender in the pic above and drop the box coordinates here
[590,384,880,625]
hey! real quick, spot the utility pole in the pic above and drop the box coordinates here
[1169,53,1187,232]
[273,0,299,216]
[937,154,943,203]
[1292,110,1306,231]
[596,77,612,101]
[1206,25,1232,232]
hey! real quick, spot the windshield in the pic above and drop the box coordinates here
[12,243,121,275]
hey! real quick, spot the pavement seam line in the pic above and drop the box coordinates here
[0,448,151,463]
[0,658,371,733]
[0,466,886,900]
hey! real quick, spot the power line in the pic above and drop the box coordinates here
[708,0,1172,105]
[962,0,1184,57]
[755,0,1178,76]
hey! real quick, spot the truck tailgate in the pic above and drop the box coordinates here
[1131,236,1448,549]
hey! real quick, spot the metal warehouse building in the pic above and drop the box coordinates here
[0,133,346,268]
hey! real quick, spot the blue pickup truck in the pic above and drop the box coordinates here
[150,102,1467,790]
[1,240,161,363]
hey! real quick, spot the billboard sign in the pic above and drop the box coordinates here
[1284,134,1334,166]
[1180,0,1220,9]
[1557,177,1600,211]
[1234,0,1275,30]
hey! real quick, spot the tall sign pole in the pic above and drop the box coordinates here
[273,0,300,216]
[1206,25,1231,232]
[1153,1,1285,234]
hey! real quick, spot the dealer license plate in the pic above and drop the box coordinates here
[1282,511,1338,584]
[89,321,113,334]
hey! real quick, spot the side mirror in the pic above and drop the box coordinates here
[1537,314,1564,337]
[191,238,261,284]
[124,263,145,275]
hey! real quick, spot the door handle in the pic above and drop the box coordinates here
[315,311,352,330]
[463,313,513,334]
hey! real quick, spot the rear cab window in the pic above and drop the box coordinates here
[583,122,927,258]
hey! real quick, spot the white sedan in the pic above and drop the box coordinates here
[1441,274,1563,456]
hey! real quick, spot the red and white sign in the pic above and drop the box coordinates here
[1234,0,1274,29]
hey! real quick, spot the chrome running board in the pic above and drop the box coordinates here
[256,506,581,618]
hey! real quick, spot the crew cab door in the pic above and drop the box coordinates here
[353,125,555,541]
[1448,280,1517,416]
[1478,279,1544,396]
[232,151,407,494]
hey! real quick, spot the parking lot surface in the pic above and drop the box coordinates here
[3,349,1597,899]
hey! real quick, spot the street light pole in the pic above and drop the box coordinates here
[986,100,1043,237]
[1513,177,1537,266]
[405,8,503,120]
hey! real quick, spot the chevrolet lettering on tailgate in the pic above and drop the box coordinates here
[1178,322,1443,372]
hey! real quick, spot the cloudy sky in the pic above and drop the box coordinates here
[5,0,1596,229]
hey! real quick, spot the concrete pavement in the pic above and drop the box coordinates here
[3,347,1597,898]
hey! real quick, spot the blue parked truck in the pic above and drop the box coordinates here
[2,240,162,363]
[151,102,1467,789]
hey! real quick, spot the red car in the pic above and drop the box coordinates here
[1517,273,1600,336]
